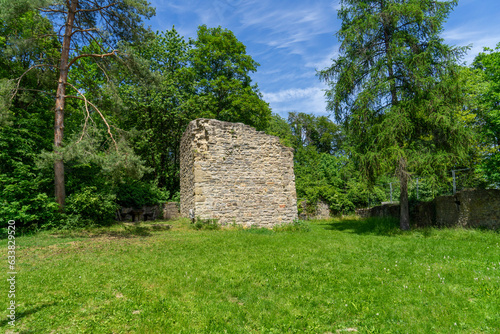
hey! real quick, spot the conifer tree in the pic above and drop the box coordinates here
[319,0,470,229]
[1,0,155,209]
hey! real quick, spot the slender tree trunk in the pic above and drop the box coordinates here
[398,157,410,230]
[54,0,78,210]
[382,5,409,230]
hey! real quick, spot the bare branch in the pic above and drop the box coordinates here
[65,82,118,151]
[95,62,111,82]
[11,64,56,100]
[70,28,99,37]
[67,50,118,68]
[31,33,61,39]
[75,91,92,143]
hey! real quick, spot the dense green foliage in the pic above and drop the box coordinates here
[0,127,59,229]
[2,217,498,332]
[0,0,498,231]
[0,12,271,229]
[118,28,200,193]
[1,0,157,209]
[0,11,60,229]
[191,25,271,130]
[119,27,271,194]
[472,44,500,186]
[265,113,387,215]
[319,0,472,229]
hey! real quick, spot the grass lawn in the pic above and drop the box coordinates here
[1,217,499,333]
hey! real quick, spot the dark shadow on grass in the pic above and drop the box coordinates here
[0,302,57,329]
[320,217,402,236]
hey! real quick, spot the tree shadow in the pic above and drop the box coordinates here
[320,217,402,236]
[0,302,57,329]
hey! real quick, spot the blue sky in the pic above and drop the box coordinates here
[146,0,500,119]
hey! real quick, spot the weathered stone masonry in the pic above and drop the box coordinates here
[180,118,298,227]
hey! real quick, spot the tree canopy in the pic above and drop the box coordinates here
[191,25,271,130]
[0,1,498,231]
[319,0,471,229]
[1,0,155,209]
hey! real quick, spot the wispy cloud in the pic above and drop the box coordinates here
[442,27,500,65]
[305,47,339,70]
[264,87,319,103]
[331,1,342,11]
[236,1,337,55]
[262,85,330,116]
[149,0,247,37]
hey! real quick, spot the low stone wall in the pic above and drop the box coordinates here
[163,202,181,220]
[438,189,500,229]
[116,202,181,222]
[357,203,400,220]
[299,199,331,220]
[315,200,331,219]
[356,189,500,229]
[116,205,161,222]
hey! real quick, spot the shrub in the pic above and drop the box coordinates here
[115,179,169,208]
[0,191,60,230]
[64,186,118,227]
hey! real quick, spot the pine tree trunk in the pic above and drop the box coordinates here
[398,158,410,230]
[54,0,78,210]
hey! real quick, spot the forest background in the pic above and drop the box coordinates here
[0,0,499,231]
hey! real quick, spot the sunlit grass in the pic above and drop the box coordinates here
[1,217,499,333]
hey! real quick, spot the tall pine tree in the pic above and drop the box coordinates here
[1,0,155,210]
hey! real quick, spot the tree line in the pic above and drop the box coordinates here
[0,0,498,231]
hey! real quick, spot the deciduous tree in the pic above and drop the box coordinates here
[472,43,500,186]
[119,28,201,193]
[191,25,271,130]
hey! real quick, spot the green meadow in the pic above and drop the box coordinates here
[1,217,499,333]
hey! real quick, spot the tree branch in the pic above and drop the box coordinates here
[65,83,118,151]
[70,28,99,36]
[76,2,118,13]
[67,50,118,68]
[10,64,56,100]
[39,8,67,14]
[78,29,111,54]
[15,88,56,97]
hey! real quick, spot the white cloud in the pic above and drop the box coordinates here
[263,87,319,103]
[236,1,336,55]
[442,27,500,65]
[331,1,342,11]
[305,47,339,70]
[262,85,330,117]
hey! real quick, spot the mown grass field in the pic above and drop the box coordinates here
[1,217,499,333]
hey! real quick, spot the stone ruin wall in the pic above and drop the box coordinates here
[116,202,181,222]
[356,189,500,229]
[299,199,331,220]
[180,118,298,227]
